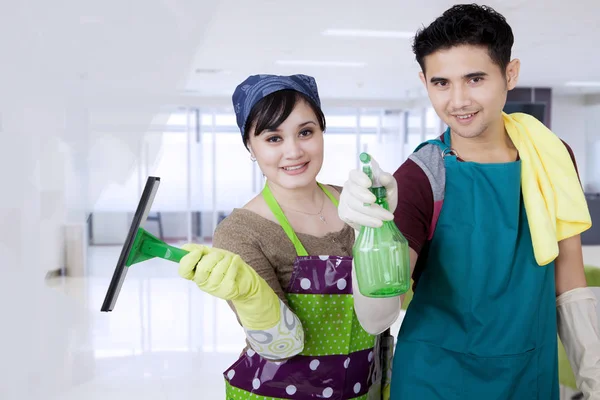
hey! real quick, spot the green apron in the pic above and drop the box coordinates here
[391,130,559,399]
[224,183,393,399]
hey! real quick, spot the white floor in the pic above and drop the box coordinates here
[42,244,246,400]
[28,245,600,400]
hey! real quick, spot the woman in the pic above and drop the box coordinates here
[178,74,393,399]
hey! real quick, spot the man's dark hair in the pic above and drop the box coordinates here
[243,89,326,149]
[413,4,514,73]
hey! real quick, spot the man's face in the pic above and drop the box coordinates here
[419,44,519,140]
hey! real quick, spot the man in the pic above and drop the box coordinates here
[339,4,600,399]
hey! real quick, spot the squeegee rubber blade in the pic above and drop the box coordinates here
[100,177,161,312]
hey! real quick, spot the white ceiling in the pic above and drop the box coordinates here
[185,0,600,101]
[2,0,600,107]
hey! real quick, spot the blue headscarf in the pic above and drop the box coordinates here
[232,74,321,137]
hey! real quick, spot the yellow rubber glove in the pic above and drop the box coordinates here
[178,243,280,331]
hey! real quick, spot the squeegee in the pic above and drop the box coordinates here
[100,176,190,312]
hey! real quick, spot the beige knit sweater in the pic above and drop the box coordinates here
[212,185,355,306]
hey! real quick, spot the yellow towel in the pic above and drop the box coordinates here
[503,112,592,266]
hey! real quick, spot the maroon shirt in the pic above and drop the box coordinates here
[392,135,579,284]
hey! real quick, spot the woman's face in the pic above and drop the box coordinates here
[248,99,324,190]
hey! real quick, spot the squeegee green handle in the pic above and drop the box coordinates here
[126,227,191,266]
[142,242,189,263]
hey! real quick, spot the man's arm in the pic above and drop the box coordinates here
[339,156,433,335]
[555,234,587,296]
[555,139,586,297]
[351,249,419,335]
[555,235,600,399]
[555,142,600,399]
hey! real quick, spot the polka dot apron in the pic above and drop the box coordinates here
[223,183,393,400]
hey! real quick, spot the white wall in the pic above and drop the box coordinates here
[584,103,600,192]
[551,95,600,193]
[551,94,588,185]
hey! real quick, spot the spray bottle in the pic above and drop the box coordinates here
[352,152,411,297]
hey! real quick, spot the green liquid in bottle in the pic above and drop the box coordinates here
[352,153,411,298]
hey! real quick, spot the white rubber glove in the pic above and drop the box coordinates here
[351,259,402,335]
[557,287,600,399]
[338,155,398,230]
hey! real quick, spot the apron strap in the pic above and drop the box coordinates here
[262,182,338,257]
[318,182,339,207]
[414,127,454,158]
[415,139,446,153]
[262,184,308,256]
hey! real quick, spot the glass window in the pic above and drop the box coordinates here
[318,134,358,186]
[214,132,256,211]
[408,111,423,130]
[88,107,440,261]
[426,108,436,127]
[165,112,188,126]
[201,113,213,126]
[327,115,358,128]
[89,132,144,212]
[146,132,189,211]
[360,115,379,128]
[215,113,237,127]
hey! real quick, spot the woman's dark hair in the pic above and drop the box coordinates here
[243,89,326,149]
[413,4,514,74]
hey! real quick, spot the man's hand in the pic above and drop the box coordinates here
[338,155,398,230]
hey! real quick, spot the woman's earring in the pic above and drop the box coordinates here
[250,155,256,162]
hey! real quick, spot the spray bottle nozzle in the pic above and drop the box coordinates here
[359,152,382,188]
[359,152,371,164]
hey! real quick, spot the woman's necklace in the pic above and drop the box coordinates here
[281,192,327,224]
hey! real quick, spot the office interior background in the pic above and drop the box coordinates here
[2,0,600,399]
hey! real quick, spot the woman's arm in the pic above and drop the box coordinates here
[211,218,304,360]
